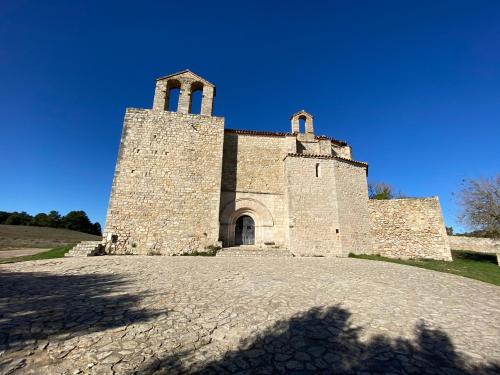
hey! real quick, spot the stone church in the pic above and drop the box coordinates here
[102,70,452,260]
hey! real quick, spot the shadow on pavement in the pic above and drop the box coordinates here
[136,305,499,374]
[0,270,164,353]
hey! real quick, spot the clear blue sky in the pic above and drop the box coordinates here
[1,1,499,232]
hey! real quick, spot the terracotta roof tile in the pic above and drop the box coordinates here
[285,153,369,173]
[224,129,290,137]
[224,129,348,146]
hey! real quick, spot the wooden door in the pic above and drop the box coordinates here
[235,215,255,245]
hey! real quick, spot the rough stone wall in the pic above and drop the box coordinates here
[296,133,322,155]
[332,145,352,159]
[448,235,500,254]
[220,133,289,247]
[369,198,452,260]
[333,160,372,255]
[318,140,332,155]
[104,109,224,255]
[221,133,288,194]
[284,156,343,256]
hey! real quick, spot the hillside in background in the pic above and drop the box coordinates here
[0,225,101,249]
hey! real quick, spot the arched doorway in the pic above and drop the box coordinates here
[235,215,255,245]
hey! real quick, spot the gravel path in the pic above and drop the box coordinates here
[0,256,499,374]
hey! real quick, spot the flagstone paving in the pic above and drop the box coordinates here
[0,256,499,374]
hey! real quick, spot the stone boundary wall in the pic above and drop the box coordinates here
[369,197,452,261]
[448,235,500,254]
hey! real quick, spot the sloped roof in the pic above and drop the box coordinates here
[224,129,348,146]
[285,153,369,174]
[156,69,215,87]
[225,129,291,137]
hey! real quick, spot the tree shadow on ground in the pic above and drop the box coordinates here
[137,305,499,375]
[452,250,498,264]
[0,270,164,353]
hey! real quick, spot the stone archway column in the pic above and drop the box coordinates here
[177,81,191,114]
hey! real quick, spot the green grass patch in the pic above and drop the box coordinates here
[179,246,221,256]
[0,244,74,264]
[349,250,500,286]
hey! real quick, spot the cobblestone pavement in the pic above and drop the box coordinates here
[1,256,499,374]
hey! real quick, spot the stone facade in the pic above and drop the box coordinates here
[334,160,373,255]
[102,70,451,260]
[219,132,290,248]
[104,103,224,255]
[369,198,452,260]
[285,155,343,256]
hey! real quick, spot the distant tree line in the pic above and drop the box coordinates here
[0,210,102,236]
[447,227,499,239]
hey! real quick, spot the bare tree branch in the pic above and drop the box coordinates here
[456,174,500,235]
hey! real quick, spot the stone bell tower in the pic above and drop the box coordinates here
[152,70,215,115]
[104,70,225,255]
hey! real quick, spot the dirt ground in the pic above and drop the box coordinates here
[0,247,51,259]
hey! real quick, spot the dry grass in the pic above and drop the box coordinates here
[0,225,100,249]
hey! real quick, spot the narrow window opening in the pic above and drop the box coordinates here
[315,163,321,178]
[189,82,204,114]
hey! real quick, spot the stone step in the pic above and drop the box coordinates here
[216,247,293,257]
[65,241,104,257]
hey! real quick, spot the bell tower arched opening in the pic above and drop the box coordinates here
[290,110,314,134]
[189,81,204,114]
[153,69,216,115]
[166,79,181,111]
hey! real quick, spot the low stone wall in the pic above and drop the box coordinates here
[448,235,500,254]
[369,197,452,261]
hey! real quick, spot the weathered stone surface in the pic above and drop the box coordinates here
[448,235,500,255]
[65,241,104,257]
[100,70,453,261]
[1,256,499,374]
[219,132,291,249]
[103,109,225,256]
[369,197,452,260]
